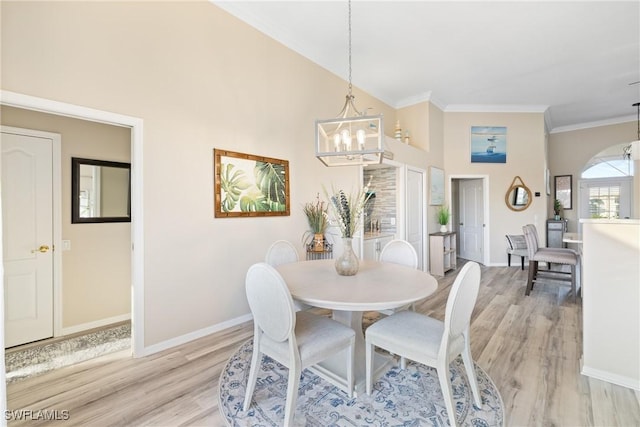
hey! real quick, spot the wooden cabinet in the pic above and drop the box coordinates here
[429,232,457,276]
[363,234,394,261]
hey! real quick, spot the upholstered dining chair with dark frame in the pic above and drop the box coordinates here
[522,224,580,302]
[365,261,483,427]
[243,262,355,426]
[505,234,528,270]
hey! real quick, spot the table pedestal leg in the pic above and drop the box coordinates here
[307,310,394,396]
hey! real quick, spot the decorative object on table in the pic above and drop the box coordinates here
[213,149,289,217]
[314,0,383,167]
[404,130,411,144]
[553,198,562,220]
[325,185,373,275]
[429,166,445,205]
[470,126,507,163]
[302,194,329,251]
[394,120,403,140]
[437,204,450,233]
[554,174,572,211]
[219,339,504,426]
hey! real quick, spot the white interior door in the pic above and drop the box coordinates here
[406,167,425,270]
[2,130,54,348]
[458,179,484,262]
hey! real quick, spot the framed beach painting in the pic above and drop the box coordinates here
[214,149,290,217]
[429,166,445,205]
[470,126,507,163]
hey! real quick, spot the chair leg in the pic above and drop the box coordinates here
[283,361,301,426]
[400,356,407,370]
[507,253,512,267]
[365,339,373,395]
[525,261,537,296]
[571,264,577,303]
[437,359,458,427]
[346,339,355,398]
[461,336,482,407]
[520,256,525,270]
[243,337,262,411]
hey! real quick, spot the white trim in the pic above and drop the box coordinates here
[0,90,145,359]
[140,313,253,357]
[549,114,636,134]
[445,104,549,114]
[581,364,640,391]
[60,314,131,337]
[0,126,63,340]
[405,164,428,271]
[448,174,491,267]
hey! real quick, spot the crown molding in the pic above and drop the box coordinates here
[444,104,549,113]
[549,115,637,134]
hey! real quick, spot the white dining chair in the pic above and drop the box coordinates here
[365,262,482,427]
[243,262,355,426]
[265,240,299,267]
[378,239,419,316]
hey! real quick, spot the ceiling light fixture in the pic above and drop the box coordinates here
[315,0,384,167]
[623,102,640,161]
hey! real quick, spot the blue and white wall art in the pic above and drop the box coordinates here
[470,126,507,163]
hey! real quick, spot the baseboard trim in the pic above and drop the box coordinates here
[581,364,640,391]
[60,314,131,336]
[139,313,253,357]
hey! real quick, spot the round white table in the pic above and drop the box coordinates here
[276,259,438,394]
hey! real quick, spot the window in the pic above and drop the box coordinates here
[588,184,621,219]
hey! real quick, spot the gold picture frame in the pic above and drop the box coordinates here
[214,149,290,217]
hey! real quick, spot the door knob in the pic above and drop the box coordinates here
[31,245,50,253]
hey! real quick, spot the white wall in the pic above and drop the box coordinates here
[581,219,640,390]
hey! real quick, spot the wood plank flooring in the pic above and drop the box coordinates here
[6,262,640,426]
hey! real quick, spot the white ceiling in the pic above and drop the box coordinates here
[214,1,640,132]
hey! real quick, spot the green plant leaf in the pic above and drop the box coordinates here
[220,162,251,212]
[254,161,286,208]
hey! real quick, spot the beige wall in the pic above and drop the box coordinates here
[1,106,131,329]
[444,112,547,264]
[1,1,397,346]
[548,121,638,227]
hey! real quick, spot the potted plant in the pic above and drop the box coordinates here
[553,199,562,220]
[437,205,450,233]
[303,195,329,251]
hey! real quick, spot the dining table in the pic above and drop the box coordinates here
[275,258,438,394]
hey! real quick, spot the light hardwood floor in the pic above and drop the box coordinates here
[6,262,640,426]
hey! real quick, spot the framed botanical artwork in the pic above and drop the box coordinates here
[214,149,290,217]
[429,166,445,205]
[470,126,507,163]
[554,174,572,210]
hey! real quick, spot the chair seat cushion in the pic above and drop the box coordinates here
[366,311,463,363]
[532,247,579,265]
[261,311,354,365]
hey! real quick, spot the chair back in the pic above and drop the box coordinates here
[522,224,540,258]
[444,262,481,339]
[265,240,299,267]
[245,263,296,342]
[379,239,418,269]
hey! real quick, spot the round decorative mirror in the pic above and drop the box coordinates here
[505,176,532,211]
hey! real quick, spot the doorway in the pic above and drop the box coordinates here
[450,176,489,265]
[0,90,144,366]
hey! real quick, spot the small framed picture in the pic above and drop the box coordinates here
[554,175,572,210]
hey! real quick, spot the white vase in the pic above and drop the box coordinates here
[440,225,447,233]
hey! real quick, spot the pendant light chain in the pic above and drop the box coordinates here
[347,0,353,97]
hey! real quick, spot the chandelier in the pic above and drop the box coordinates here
[623,102,640,160]
[315,1,384,167]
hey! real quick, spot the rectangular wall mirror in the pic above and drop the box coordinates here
[72,157,131,223]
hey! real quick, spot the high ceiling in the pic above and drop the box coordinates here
[214,1,640,133]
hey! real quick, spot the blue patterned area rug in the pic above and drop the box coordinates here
[219,340,504,426]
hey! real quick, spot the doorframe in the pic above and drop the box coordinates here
[406,165,428,271]
[0,90,145,357]
[1,126,62,341]
[448,174,490,266]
